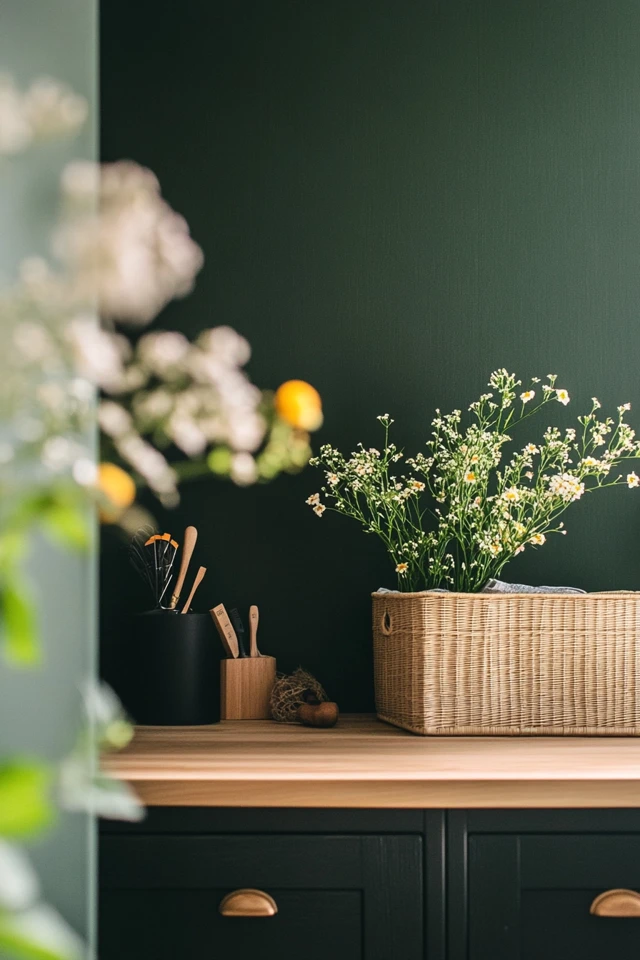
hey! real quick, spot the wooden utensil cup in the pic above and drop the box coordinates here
[221,657,276,720]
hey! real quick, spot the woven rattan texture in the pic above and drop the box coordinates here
[372,592,640,736]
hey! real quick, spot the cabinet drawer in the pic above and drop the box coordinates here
[99,834,422,960]
[469,834,640,960]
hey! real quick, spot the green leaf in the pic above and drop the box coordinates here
[0,763,53,838]
[1,583,39,667]
[40,503,89,551]
[0,533,28,574]
[0,905,82,960]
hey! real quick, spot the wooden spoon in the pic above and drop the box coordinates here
[168,525,197,609]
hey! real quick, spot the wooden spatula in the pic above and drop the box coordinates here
[181,566,207,614]
[210,603,239,658]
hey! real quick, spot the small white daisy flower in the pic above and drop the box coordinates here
[627,472,639,488]
[395,562,408,574]
[520,390,535,403]
[313,503,326,516]
[529,533,546,546]
[556,389,570,405]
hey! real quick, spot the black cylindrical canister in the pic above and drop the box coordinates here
[127,611,221,725]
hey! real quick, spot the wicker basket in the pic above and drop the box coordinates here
[372,590,640,736]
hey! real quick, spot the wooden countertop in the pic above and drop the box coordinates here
[103,714,640,809]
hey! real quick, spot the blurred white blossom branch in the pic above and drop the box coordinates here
[0,73,321,960]
[1,76,321,535]
[0,74,87,155]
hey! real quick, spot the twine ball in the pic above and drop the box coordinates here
[270,668,328,723]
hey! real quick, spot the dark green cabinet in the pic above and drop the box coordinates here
[100,809,640,960]
[449,811,640,960]
[100,830,423,960]
[467,833,640,960]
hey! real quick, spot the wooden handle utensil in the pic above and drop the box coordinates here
[181,566,207,614]
[249,605,260,657]
[169,525,198,609]
[210,604,239,658]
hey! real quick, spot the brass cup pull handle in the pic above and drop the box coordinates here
[219,888,278,918]
[590,889,640,917]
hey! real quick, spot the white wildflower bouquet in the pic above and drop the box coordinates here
[307,371,640,592]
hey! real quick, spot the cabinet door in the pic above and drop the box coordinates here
[468,834,640,960]
[100,834,422,960]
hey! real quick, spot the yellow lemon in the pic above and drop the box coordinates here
[274,380,323,431]
[98,462,136,522]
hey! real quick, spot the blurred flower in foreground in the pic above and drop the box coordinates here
[55,160,204,324]
[275,379,323,430]
[3,142,322,504]
[0,70,321,960]
[0,74,87,156]
[0,72,323,669]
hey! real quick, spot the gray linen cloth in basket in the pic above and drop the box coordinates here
[376,579,586,595]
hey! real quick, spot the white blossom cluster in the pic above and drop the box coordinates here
[55,160,204,325]
[6,305,275,499]
[307,372,640,592]
[1,112,308,501]
[0,74,87,155]
[101,326,267,490]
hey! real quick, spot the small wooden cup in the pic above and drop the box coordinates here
[220,656,277,720]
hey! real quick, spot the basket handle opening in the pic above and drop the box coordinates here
[381,610,393,635]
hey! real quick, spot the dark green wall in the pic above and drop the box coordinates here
[101,0,640,711]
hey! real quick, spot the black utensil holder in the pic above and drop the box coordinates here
[127,611,221,725]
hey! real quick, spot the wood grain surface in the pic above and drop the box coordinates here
[103,715,640,808]
[221,656,276,719]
